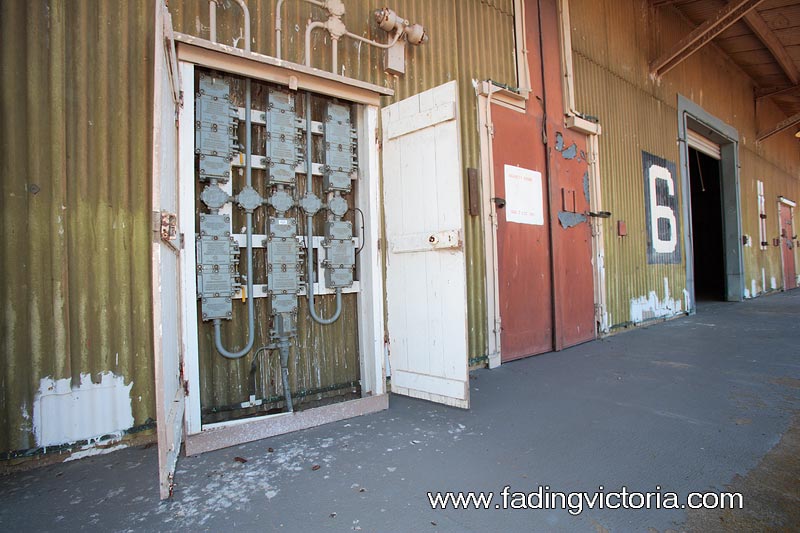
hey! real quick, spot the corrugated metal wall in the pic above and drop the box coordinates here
[1,0,157,454]
[1,0,516,454]
[170,0,517,367]
[572,52,686,327]
[570,0,800,328]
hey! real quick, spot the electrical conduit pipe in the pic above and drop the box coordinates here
[214,0,258,359]
[304,91,342,323]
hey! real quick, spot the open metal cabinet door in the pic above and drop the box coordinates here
[381,81,470,409]
[151,0,185,500]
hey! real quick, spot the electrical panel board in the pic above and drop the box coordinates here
[266,88,302,186]
[191,70,369,421]
[267,217,302,314]
[196,214,239,320]
[324,220,355,288]
[195,74,238,182]
[323,102,357,192]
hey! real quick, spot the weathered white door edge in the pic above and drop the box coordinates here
[152,0,185,500]
[382,80,470,409]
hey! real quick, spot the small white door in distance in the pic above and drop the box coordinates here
[381,81,470,409]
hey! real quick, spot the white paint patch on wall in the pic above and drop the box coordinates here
[33,372,135,448]
[752,279,758,298]
[770,277,777,290]
[744,286,751,299]
[630,278,683,324]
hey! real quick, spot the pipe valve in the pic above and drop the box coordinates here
[374,7,428,45]
[405,23,428,45]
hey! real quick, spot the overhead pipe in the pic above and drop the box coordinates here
[304,19,403,70]
[303,7,425,72]
[215,0,257,359]
[304,20,327,67]
[276,0,328,59]
[342,28,402,50]
[304,92,343,324]
[232,0,251,52]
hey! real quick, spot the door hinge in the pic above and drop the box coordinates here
[153,210,181,252]
[180,362,189,396]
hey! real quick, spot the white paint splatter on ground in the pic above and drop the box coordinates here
[128,435,344,527]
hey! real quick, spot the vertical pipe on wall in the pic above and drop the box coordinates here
[304,92,343,324]
[209,0,217,42]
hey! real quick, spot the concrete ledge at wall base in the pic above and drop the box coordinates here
[185,394,389,456]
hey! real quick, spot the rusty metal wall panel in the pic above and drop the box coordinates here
[490,0,595,361]
[170,0,518,366]
[569,0,800,328]
[540,0,595,349]
[0,0,156,455]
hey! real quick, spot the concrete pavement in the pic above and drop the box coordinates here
[1,291,798,532]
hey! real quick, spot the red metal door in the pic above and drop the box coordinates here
[490,0,595,363]
[780,204,797,290]
[491,104,553,361]
[539,0,596,350]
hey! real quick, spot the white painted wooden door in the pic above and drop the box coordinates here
[151,0,185,500]
[381,81,470,409]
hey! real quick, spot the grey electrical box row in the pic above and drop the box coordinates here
[194,74,360,332]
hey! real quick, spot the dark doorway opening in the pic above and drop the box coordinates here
[689,147,726,301]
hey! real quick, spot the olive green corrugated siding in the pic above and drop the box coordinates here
[0,0,516,453]
[569,0,800,328]
[1,0,156,453]
[740,146,800,294]
[170,0,517,366]
[573,52,686,327]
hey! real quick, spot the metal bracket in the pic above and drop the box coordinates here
[154,210,180,252]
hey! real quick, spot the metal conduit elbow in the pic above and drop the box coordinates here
[231,0,251,52]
